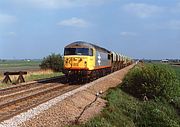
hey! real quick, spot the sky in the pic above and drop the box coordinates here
[0,0,180,60]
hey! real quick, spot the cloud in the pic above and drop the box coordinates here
[57,17,89,27]
[13,0,107,9]
[120,32,137,37]
[123,3,163,18]
[0,13,17,24]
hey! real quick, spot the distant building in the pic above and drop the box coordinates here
[161,59,169,63]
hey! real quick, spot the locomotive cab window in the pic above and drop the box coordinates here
[108,54,111,60]
[89,48,93,56]
[64,48,92,56]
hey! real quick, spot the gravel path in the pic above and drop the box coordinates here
[0,64,135,127]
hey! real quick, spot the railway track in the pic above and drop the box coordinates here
[0,75,65,96]
[0,76,80,122]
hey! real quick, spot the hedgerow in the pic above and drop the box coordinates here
[121,64,180,101]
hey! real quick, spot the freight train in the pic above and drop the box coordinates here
[63,41,133,82]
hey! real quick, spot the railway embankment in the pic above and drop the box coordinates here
[74,64,180,127]
[0,64,135,127]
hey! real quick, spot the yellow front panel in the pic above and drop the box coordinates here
[64,55,95,70]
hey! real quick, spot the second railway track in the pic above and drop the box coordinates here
[0,76,81,122]
[0,75,65,96]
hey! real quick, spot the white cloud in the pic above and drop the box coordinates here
[13,0,107,9]
[0,13,17,24]
[123,3,163,18]
[120,32,137,36]
[57,17,89,27]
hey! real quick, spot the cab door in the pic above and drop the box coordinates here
[88,48,95,70]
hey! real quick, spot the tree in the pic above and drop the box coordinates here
[40,53,63,72]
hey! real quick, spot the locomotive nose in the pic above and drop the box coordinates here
[64,57,88,69]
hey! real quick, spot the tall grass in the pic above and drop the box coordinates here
[25,69,63,81]
[172,66,180,80]
[171,66,180,115]
[0,73,3,81]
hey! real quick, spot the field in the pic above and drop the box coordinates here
[0,60,63,88]
[0,60,41,73]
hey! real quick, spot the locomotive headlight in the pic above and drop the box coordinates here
[84,61,87,66]
[65,58,69,65]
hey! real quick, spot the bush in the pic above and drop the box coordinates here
[121,64,180,101]
[40,53,63,72]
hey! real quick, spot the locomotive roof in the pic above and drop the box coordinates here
[65,41,110,53]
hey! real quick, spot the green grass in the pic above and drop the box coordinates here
[72,64,180,127]
[172,66,180,80]
[121,64,179,101]
[0,59,64,89]
[25,72,63,82]
[73,88,180,127]
[0,60,41,67]
[0,60,41,72]
[171,66,180,115]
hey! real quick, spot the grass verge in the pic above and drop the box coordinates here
[25,70,63,82]
[72,64,180,127]
[73,88,180,127]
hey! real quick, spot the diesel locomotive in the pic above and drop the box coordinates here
[63,41,133,82]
